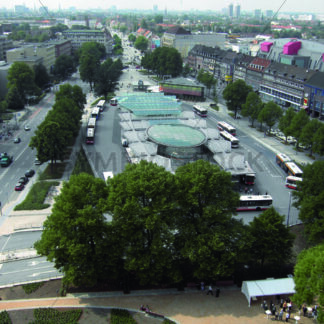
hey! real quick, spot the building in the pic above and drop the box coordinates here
[245,57,271,91]
[0,61,11,99]
[0,36,13,61]
[265,10,273,18]
[62,28,113,54]
[228,4,234,18]
[49,39,72,58]
[304,72,324,118]
[234,4,241,18]
[254,9,262,19]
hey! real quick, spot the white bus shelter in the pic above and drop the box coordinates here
[241,278,295,307]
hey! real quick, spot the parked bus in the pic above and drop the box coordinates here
[275,153,292,171]
[220,130,239,148]
[87,117,96,129]
[110,98,118,106]
[285,176,302,190]
[236,195,273,212]
[97,100,105,112]
[192,105,208,117]
[217,121,236,136]
[91,107,100,120]
[86,127,95,144]
[284,162,303,178]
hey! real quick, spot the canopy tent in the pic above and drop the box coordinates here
[241,278,295,307]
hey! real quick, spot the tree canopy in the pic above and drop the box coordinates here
[290,109,310,148]
[278,107,296,143]
[241,91,263,127]
[258,101,282,134]
[53,55,76,81]
[223,80,252,119]
[134,36,149,52]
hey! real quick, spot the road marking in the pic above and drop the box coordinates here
[30,270,59,277]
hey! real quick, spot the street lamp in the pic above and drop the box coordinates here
[287,191,292,227]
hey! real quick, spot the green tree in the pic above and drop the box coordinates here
[222,79,252,119]
[278,107,296,143]
[174,160,243,281]
[197,69,216,97]
[134,35,149,52]
[290,109,310,149]
[128,34,136,43]
[53,54,76,80]
[140,18,148,29]
[292,244,324,322]
[5,86,24,111]
[248,207,295,268]
[55,84,86,112]
[29,121,66,164]
[107,160,179,285]
[241,92,263,127]
[313,125,324,156]
[33,63,50,90]
[293,161,324,243]
[259,101,282,134]
[34,173,117,287]
[300,119,322,156]
[7,62,37,104]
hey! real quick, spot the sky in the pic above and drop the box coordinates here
[6,0,324,13]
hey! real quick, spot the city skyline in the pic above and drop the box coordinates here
[4,0,324,13]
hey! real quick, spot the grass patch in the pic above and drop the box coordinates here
[14,181,59,211]
[72,147,94,176]
[38,163,67,180]
[32,308,82,323]
[228,112,235,119]
[0,310,11,324]
[22,282,45,294]
[111,309,137,324]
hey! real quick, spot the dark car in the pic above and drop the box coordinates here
[18,176,29,185]
[14,137,21,143]
[15,182,24,191]
[25,169,35,177]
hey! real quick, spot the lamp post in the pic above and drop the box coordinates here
[287,191,292,227]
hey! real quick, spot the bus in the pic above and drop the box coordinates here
[91,107,100,120]
[97,100,105,112]
[284,162,303,178]
[220,130,239,148]
[87,117,96,129]
[217,121,236,136]
[285,176,302,190]
[110,98,118,106]
[236,195,273,212]
[86,127,95,144]
[192,105,208,117]
[276,153,292,171]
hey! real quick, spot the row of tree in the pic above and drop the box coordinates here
[141,47,183,78]
[35,160,294,289]
[29,84,86,164]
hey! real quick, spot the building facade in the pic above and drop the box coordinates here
[304,72,324,118]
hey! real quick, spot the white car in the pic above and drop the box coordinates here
[24,125,31,131]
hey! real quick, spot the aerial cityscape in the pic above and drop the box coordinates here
[0,0,323,323]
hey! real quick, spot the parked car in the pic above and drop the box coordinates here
[14,137,21,143]
[15,182,24,191]
[18,176,29,185]
[24,125,31,131]
[34,159,42,165]
[25,169,35,177]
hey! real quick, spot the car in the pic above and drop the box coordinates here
[34,159,42,165]
[15,182,24,191]
[14,137,21,143]
[25,169,35,177]
[18,176,29,185]
[24,125,31,131]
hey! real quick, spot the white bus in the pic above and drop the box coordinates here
[91,107,100,120]
[276,153,292,171]
[192,105,208,117]
[284,162,303,178]
[87,117,96,129]
[110,98,118,106]
[237,195,273,212]
[217,121,236,136]
[285,176,302,190]
[86,127,95,144]
[97,100,105,112]
[220,130,239,148]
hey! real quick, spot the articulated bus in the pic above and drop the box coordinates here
[87,117,96,129]
[285,176,302,190]
[97,100,105,112]
[110,98,118,106]
[217,121,236,136]
[236,195,273,212]
[284,162,303,178]
[220,130,239,148]
[275,153,292,171]
[192,105,208,117]
[86,127,95,144]
[91,107,100,120]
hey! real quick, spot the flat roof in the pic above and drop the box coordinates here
[147,124,206,147]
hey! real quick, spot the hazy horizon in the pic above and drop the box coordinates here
[4,0,324,14]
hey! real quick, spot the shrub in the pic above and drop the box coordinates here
[0,310,11,324]
[31,308,82,323]
[22,281,45,294]
[110,309,137,324]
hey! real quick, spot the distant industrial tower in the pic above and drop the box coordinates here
[254,9,262,19]
[234,4,241,18]
[228,3,233,17]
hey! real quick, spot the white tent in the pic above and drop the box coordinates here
[241,278,295,307]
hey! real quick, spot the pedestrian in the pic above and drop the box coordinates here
[283,301,287,312]
[244,187,248,193]
[279,309,283,321]
[265,191,268,195]
[207,285,213,295]
[200,281,205,291]
[303,305,307,316]
[285,312,290,322]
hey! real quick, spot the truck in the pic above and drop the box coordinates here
[1,153,13,167]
